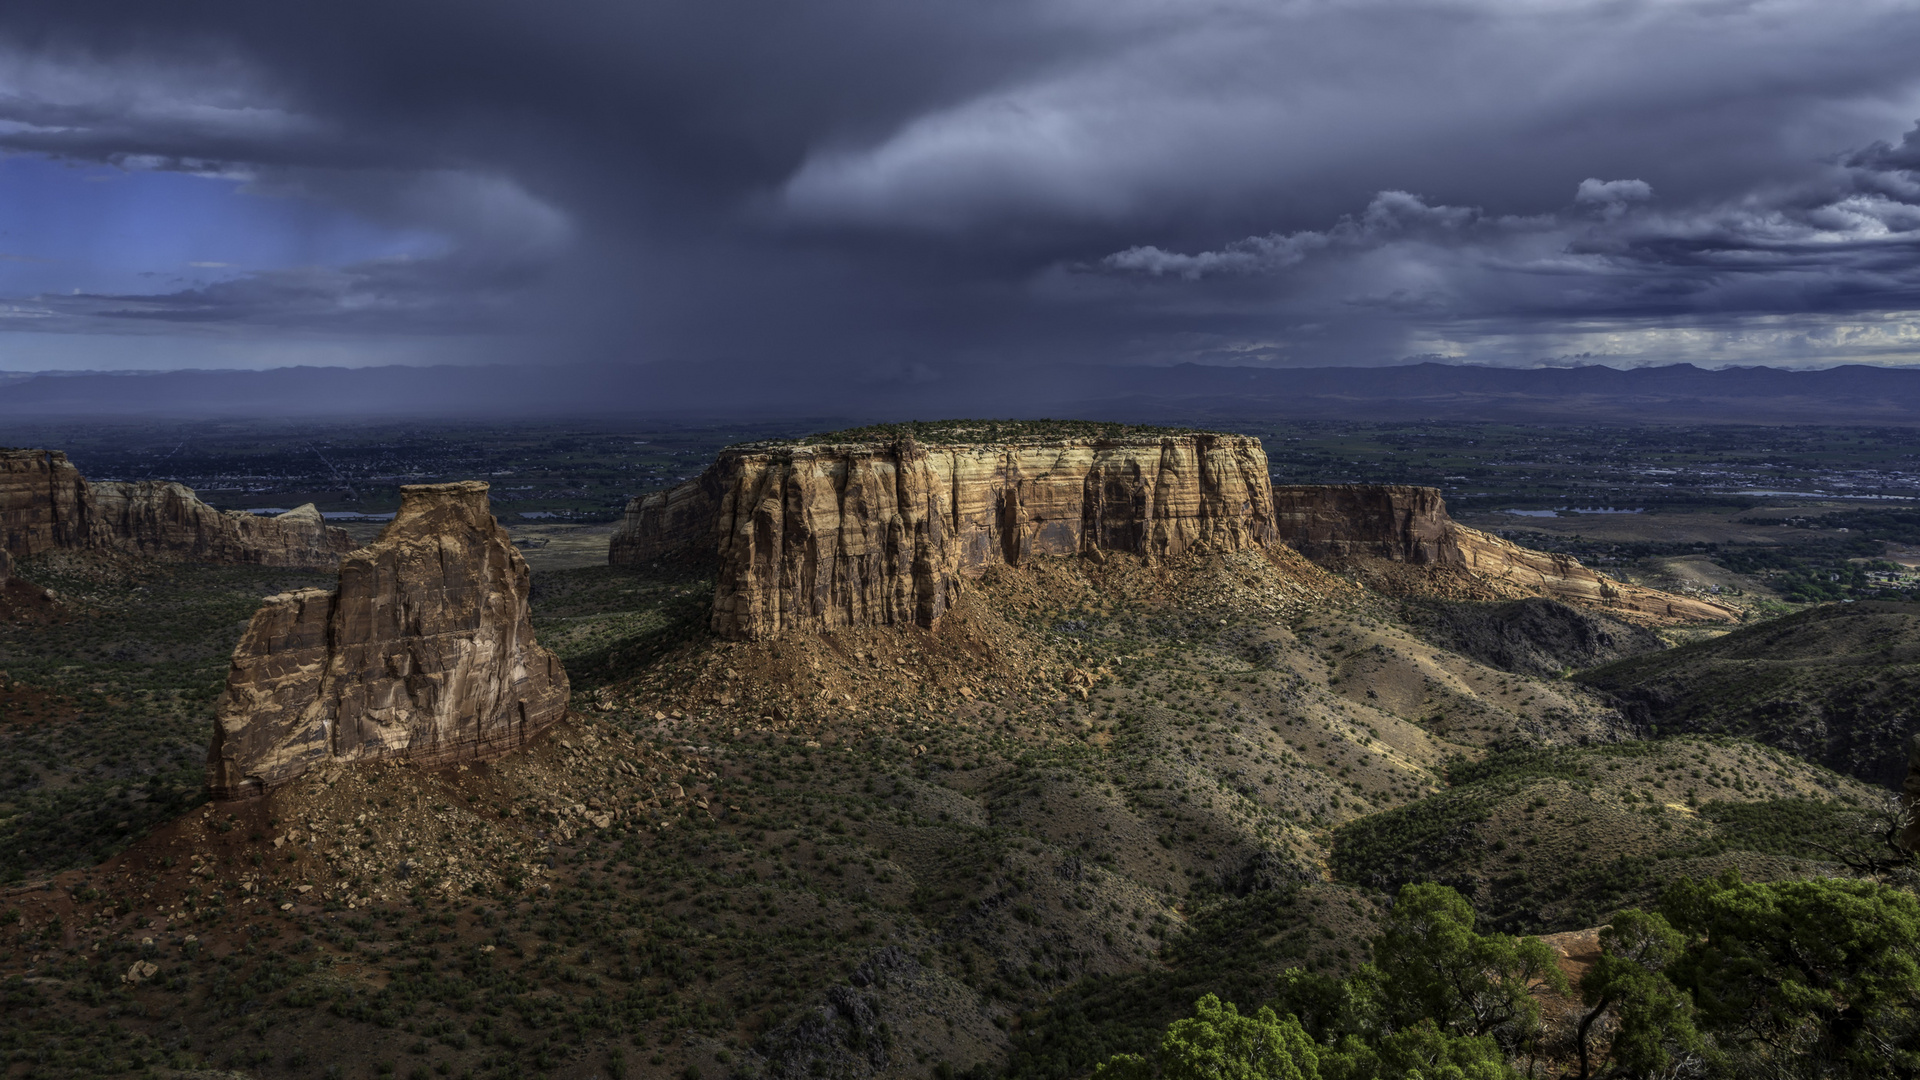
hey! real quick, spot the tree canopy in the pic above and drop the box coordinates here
[1094,876,1920,1080]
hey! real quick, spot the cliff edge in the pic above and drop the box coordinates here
[0,448,350,569]
[611,435,1731,639]
[206,482,570,799]
[1272,483,1738,624]
[0,449,88,559]
[612,434,1275,638]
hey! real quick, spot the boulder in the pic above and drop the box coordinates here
[206,481,569,798]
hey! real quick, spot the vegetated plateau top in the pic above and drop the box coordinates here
[731,419,1226,451]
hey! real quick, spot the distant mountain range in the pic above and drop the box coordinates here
[2,361,1919,423]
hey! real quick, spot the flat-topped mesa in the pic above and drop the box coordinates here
[0,447,351,569]
[206,481,570,799]
[612,434,1276,638]
[1272,483,1737,623]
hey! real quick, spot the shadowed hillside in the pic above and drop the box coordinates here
[1579,601,1920,788]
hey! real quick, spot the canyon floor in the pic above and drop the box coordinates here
[1,519,1903,1080]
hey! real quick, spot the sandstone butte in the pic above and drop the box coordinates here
[205,482,570,800]
[611,434,1277,638]
[610,433,1735,639]
[0,447,350,569]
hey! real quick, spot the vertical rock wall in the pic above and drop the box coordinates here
[1271,484,1463,563]
[0,449,89,560]
[612,437,1735,638]
[206,482,570,798]
[611,434,1277,638]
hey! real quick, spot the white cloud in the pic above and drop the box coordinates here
[1575,177,1653,210]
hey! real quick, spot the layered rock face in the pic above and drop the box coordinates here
[0,449,88,560]
[608,470,727,566]
[1452,527,1734,621]
[206,482,570,799]
[612,435,1276,638]
[88,482,352,567]
[1272,484,1463,564]
[0,448,350,569]
[1272,483,1735,623]
[617,440,1729,638]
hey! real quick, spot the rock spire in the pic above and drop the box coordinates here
[206,482,569,799]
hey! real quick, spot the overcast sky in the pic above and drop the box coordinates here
[2,0,1920,384]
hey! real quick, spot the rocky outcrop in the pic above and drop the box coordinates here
[614,438,1730,636]
[0,448,350,569]
[609,470,727,566]
[1453,527,1735,622]
[1271,483,1736,623]
[612,435,1276,638]
[1272,484,1464,564]
[206,482,569,799]
[0,449,88,560]
[88,482,352,568]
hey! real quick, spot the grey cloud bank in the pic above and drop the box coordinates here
[1,0,1919,394]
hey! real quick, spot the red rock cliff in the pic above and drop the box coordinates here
[1272,484,1464,563]
[612,435,1277,638]
[0,449,89,560]
[0,448,350,569]
[206,482,570,799]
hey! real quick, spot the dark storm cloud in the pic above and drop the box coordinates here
[27,253,545,333]
[1845,121,1920,173]
[3,0,1920,377]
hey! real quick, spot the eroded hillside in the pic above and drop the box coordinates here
[1579,600,1920,787]
[0,502,1891,1080]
